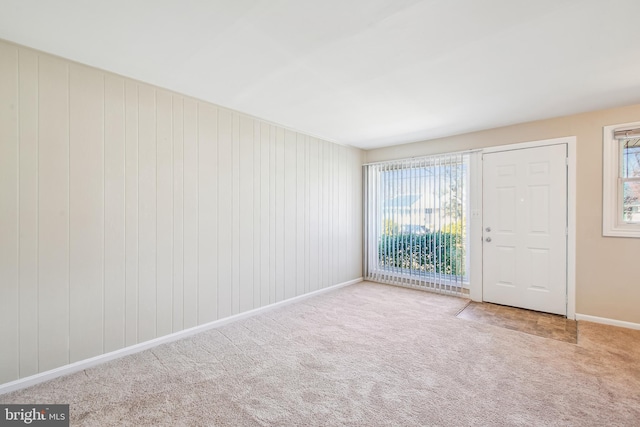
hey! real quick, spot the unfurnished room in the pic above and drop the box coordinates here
[0,1,639,426]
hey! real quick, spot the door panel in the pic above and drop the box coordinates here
[483,144,567,315]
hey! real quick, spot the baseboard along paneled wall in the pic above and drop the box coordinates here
[0,39,363,384]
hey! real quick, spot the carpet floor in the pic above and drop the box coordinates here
[2,281,639,426]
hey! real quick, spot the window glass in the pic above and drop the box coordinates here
[364,153,470,293]
[622,182,640,223]
[621,138,640,224]
[622,138,640,179]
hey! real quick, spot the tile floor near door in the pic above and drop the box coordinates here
[456,301,578,343]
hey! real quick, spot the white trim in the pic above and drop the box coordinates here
[481,136,573,153]
[0,278,363,395]
[602,121,640,238]
[576,313,640,331]
[566,139,577,319]
[468,151,483,301]
[479,136,576,319]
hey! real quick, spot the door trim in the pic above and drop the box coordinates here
[468,136,576,319]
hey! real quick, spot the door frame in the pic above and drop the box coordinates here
[468,136,576,319]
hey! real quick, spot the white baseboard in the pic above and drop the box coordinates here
[0,277,363,395]
[575,313,640,331]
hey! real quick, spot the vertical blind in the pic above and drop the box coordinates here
[364,152,469,296]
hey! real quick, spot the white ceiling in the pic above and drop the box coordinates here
[1,0,640,149]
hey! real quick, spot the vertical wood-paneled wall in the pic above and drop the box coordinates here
[0,40,363,384]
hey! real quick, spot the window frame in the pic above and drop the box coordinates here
[602,121,640,238]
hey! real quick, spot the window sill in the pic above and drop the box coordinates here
[602,226,640,238]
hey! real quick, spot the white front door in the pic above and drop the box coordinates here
[482,144,567,315]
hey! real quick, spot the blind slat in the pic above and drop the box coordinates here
[364,152,469,296]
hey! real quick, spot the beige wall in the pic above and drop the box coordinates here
[0,39,363,385]
[366,104,640,325]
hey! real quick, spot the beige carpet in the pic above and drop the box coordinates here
[2,281,640,426]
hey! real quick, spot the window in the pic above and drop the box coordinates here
[363,152,469,295]
[603,122,640,237]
